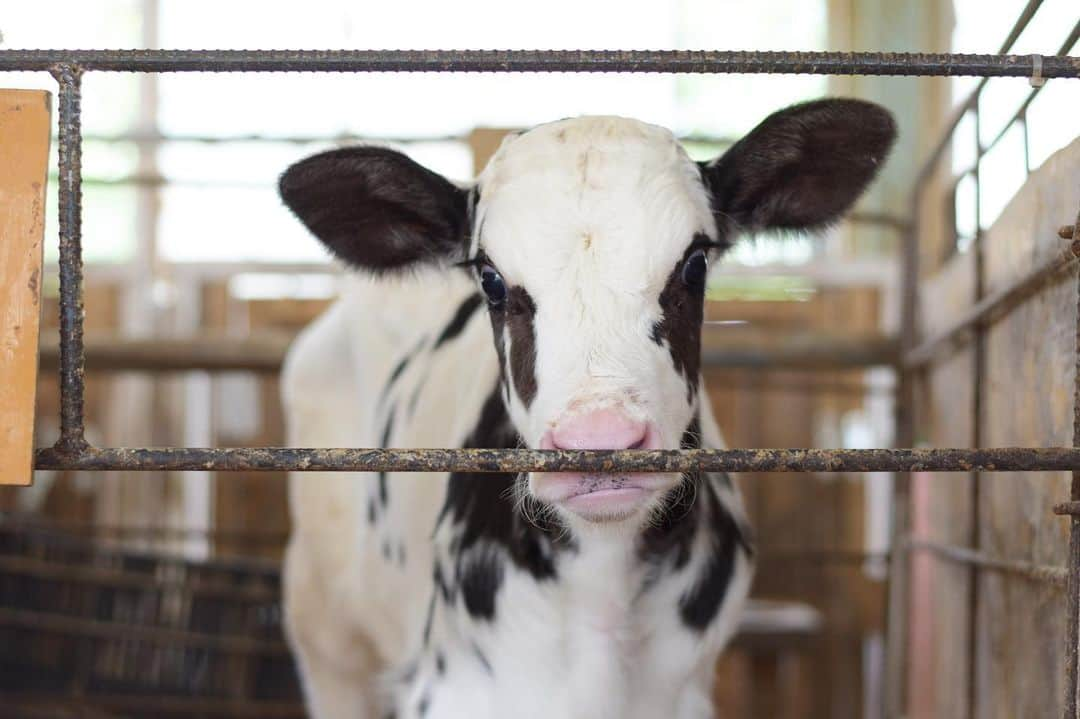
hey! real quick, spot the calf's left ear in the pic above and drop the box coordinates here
[700,98,897,235]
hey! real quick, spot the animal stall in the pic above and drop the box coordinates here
[0,19,1078,719]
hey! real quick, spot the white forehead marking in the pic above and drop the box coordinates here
[471,116,716,283]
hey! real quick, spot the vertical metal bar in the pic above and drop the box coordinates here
[49,64,89,453]
[885,185,921,716]
[1063,213,1080,719]
[1020,112,1031,176]
[966,99,985,719]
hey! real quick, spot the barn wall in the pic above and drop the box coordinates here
[706,285,887,718]
[911,138,1080,718]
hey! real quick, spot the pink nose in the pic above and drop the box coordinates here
[547,408,650,450]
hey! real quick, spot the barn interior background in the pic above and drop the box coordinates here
[0,0,1078,717]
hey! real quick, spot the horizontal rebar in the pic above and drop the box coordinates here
[904,238,1080,368]
[0,50,1077,77]
[31,446,1080,473]
[906,538,1068,587]
[1054,500,1080,516]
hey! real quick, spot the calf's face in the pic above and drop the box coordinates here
[279,99,895,525]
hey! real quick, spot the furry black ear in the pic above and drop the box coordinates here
[700,98,897,234]
[279,147,470,272]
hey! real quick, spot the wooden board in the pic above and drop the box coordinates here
[911,137,1080,718]
[974,138,1080,719]
[0,89,52,486]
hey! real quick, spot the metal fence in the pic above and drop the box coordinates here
[2,32,1080,719]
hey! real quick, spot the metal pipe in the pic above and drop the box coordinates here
[912,0,1052,185]
[903,237,1080,369]
[0,49,1076,76]
[982,21,1080,159]
[31,446,1080,473]
[49,65,88,454]
[906,538,1068,587]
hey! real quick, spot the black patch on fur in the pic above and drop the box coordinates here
[459,551,504,621]
[678,485,754,631]
[398,542,407,566]
[378,408,395,507]
[437,387,570,578]
[380,336,427,406]
[409,382,426,418]
[433,562,454,605]
[435,293,484,349]
[433,385,573,622]
[382,540,392,561]
[435,651,446,676]
[378,474,389,508]
[638,418,703,571]
[652,241,709,402]
[417,691,430,716]
[422,593,436,646]
[698,98,896,235]
[487,287,538,408]
[278,147,470,272]
[472,643,494,676]
[386,355,411,393]
[649,322,664,347]
[368,497,378,525]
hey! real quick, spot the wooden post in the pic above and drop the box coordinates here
[0,89,52,485]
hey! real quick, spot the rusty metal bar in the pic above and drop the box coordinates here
[30,445,1080,473]
[966,99,987,719]
[907,538,1068,587]
[984,20,1080,160]
[49,65,88,454]
[0,49,1078,76]
[904,236,1080,369]
[912,0,1051,185]
[1055,501,1080,516]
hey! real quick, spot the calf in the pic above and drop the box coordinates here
[278,99,895,719]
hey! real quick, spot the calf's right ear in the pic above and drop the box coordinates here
[279,147,470,272]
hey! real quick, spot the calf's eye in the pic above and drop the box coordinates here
[681,248,709,290]
[480,265,508,305]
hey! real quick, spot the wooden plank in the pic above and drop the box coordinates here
[974,138,1080,719]
[0,89,52,486]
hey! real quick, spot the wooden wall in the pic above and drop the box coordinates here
[707,286,887,718]
[908,138,1080,718]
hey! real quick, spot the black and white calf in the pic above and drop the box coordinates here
[278,99,895,719]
